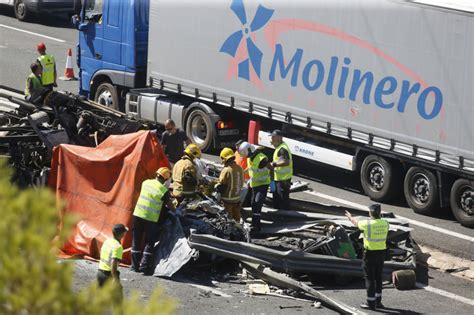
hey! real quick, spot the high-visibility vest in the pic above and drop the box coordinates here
[98,238,123,272]
[358,218,389,250]
[37,54,55,85]
[219,162,244,203]
[133,179,168,222]
[24,73,42,97]
[273,142,293,181]
[248,152,271,188]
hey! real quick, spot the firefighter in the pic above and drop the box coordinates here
[131,167,175,275]
[172,143,201,203]
[215,147,244,221]
[36,42,57,90]
[239,141,271,232]
[345,204,389,310]
[270,129,293,210]
[97,223,128,297]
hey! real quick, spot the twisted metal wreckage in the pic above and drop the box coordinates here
[0,87,416,314]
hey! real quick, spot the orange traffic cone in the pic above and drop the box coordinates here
[60,48,77,81]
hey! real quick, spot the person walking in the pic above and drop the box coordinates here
[239,141,271,233]
[345,204,389,310]
[215,147,244,221]
[131,167,175,275]
[270,129,293,210]
[97,223,128,298]
[24,62,44,103]
[161,119,191,165]
[36,42,57,90]
[172,143,201,203]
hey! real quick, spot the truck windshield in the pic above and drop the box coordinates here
[85,0,103,20]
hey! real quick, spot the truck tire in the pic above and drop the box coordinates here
[450,179,474,228]
[14,0,30,21]
[360,155,399,202]
[94,82,119,111]
[404,167,439,215]
[185,108,214,151]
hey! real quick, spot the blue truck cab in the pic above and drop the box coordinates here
[75,0,149,110]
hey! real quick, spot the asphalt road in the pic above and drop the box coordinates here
[1,7,473,313]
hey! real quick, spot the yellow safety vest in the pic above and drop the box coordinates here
[273,142,293,181]
[248,152,271,188]
[98,238,123,272]
[37,54,55,85]
[133,179,168,222]
[358,218,389,250]
[24,73,42,97]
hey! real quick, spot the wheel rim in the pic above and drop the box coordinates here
[367,161,385,191]
[190,114,207,145]
[97,89,114,108]
[459,186,473,216]
[17,2,25,17]
[411,173,431,204]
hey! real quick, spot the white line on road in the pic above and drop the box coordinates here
[304,190,474,242]
[416,283,474,306]
[0,24,66,43]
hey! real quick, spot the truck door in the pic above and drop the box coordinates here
[102,0,123,70]
[79,0,104,93]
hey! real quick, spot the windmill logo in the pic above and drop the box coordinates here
[220,0,274,80]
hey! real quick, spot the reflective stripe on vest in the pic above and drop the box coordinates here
[133,179,168,222]
[37,54,55,85]
[248,153,271,188]
[24,74,42,97]
[98,238,121,272]
[273,142,293,181]
[363,219,389,250]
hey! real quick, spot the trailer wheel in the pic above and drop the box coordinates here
[186,108,214,151]
[94,82,119,111]
[14,0,30,21]
[450,179,474,228]
[392,270,416,290]
[404,167,439,215]
[360,155,399,202]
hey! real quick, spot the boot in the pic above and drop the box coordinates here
[130,252,142,272]
[360,302,376,310]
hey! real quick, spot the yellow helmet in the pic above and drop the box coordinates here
[220,147,235,163]
[184,143,202,159]
[156,167,171,180]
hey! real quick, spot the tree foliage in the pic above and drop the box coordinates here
[0,161,176,314]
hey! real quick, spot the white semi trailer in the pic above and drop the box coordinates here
[76,0,473,226]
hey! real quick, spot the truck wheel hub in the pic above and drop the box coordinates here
[190,116,207,145]
[97,90,113,107]
[17,3,25,15]
[369,163,384,190]
[460,189,473,215]
[413,176,430,202]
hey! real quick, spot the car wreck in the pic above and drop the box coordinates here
[0,87,417,314]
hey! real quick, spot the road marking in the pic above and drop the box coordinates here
[416,283,474,306]
[0,24,66,43]
[188,283,232,298]
[304,190,474,242]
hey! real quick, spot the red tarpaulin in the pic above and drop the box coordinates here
[49,131,169,263]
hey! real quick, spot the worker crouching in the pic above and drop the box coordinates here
[172,143,201,203]
[215,147,244,221]
[131,167,175,275]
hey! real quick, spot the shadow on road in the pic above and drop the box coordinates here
[0,4,76,29]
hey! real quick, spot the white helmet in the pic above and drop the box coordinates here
[238,141,253,157]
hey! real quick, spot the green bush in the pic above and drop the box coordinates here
[0,161,176,314]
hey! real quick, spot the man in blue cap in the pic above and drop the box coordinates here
[270,129,293,210]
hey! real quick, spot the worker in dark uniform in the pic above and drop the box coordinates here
[346,204,389,310]
[172,143,201,204]
[97,223,128,298]
[239,142,271,233]
[131,167,175,275]
[160,119,191,166]
[270,129,293,210]
[215,147,244,221]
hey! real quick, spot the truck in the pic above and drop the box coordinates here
[74,0,474,227]
[0,0,80,21]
